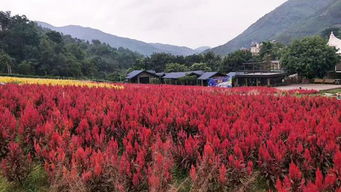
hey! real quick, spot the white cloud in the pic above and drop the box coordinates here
[1,0,287,48]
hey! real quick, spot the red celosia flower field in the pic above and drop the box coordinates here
[0,84,340,191]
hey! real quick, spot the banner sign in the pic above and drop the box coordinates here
[208,76,232,88]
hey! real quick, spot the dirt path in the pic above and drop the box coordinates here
[275,84,341,91]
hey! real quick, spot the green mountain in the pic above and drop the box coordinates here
[36,21,204,56]
[210,0,341,55]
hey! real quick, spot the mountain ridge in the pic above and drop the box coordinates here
[36,21,205,56]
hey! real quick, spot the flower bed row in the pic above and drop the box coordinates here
[0,76,124,89]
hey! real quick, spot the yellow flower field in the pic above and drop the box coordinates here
[0,76,124,89]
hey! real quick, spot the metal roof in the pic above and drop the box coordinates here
[227,72,245,77]
[191,71,205,76]
[126,70,158,79]
[126,70,143,79]
[163,71,205,79]
[163,72,188,79]
[198,72,225,80]
[235,72,286,78]
[155,72,165,77]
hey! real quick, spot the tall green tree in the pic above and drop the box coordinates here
[259,41,284,60]
[46,31,63,44]
[190,63,211,71]
[0,50,12,74]
[150,53,175,72]
[0,11,11,31]
[220,50,252,72]
[17,60,33,74]
[1,14,40,62]
[281,36,340,79]
[165,63,188,72]
[203,52,221,71]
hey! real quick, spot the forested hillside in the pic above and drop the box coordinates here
[210,0,341,55]
[0,11,142,80]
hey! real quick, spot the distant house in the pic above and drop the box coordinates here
[198,72,226,86]
[126,70,160,84]
[250,42,262,56]
[327,32,341,74]
[163,71,204,85]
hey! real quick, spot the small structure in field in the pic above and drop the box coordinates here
[198,72,226,86]
[231,61,286,87]
[126,70,160,84]
[233,72,286,87]
[163,71,204,85]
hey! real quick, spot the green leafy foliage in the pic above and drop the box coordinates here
[165,63,189,72]
[258,41,285,61]
[133,52,222,72]
[0,50,12,73]
[220,50,252,72]
[189,63,211,71]
[281,36,340,78]
[0,165,48,192]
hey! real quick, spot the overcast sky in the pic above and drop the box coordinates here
[2,0,287,49]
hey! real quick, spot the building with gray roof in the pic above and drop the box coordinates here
[126,70,160,84]
[198,72,226,86]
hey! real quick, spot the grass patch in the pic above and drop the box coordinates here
[0,165,49,192]
[0,175,11,192]
[171,166,192,192]
[170,167,271,192]
[320,88,341,94]
[248,175,271,192]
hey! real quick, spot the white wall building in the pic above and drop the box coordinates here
[328,32,341,55]
[250,42,262,56]
[327,32,341,73]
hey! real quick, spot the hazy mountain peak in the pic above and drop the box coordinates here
[36,21,206,56]
[194,46,211,53]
